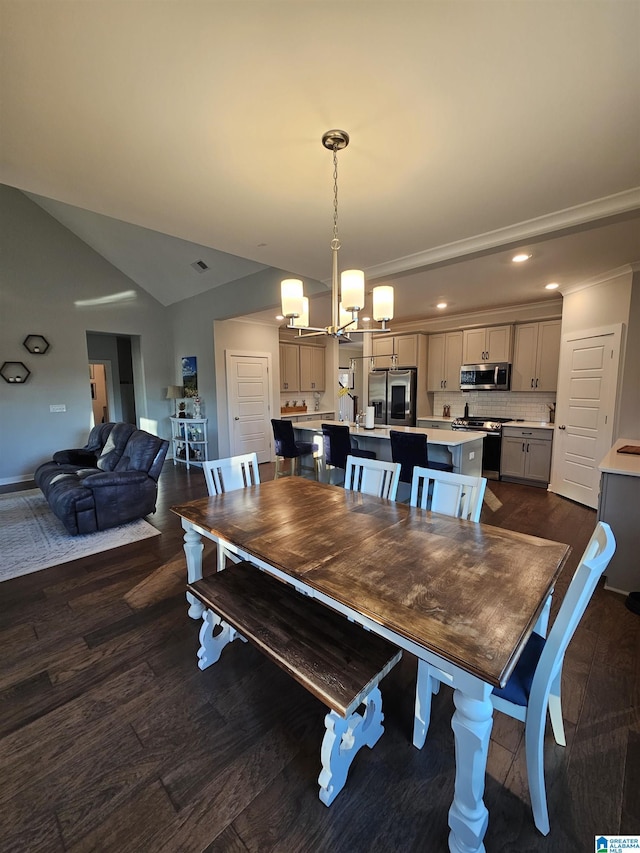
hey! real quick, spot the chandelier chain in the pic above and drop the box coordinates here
[331,145,340,251]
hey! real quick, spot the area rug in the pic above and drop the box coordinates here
[0,489,161,582]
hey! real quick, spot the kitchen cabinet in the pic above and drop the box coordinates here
[501,426,553,486]
[299,344,326,392]
[511,320,561,392]
[427,331,463,391]
[372,334,419,367]
[417,419,450,430]
[280,343,300,392]
[462,325,513,364]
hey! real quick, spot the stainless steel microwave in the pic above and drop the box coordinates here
[460,362,511,391]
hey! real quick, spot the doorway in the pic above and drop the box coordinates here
[89,363,110,424]
[86,332,138,425]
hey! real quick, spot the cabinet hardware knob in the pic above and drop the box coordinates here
[558,424,566,430]
[234,416,240,421]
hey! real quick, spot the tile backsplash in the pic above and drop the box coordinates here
[433,391,556,422]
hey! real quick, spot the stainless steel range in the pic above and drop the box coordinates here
[451,416,512,480]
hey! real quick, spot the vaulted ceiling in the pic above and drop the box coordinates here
[2,1,639,324]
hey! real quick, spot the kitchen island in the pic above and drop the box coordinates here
[598,438,640,595]
[292,420,485,478]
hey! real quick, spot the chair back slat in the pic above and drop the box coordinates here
[532,521,616,692]
[410,466,487,522]
[344,456,400,500]
[203,453,260,496]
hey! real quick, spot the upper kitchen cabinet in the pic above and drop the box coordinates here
[427,331,463,391]
[279,342,299,392]
[511,320,561,392]
[462,325,513,364]
[299,344,326,392]
[372,334,419,367]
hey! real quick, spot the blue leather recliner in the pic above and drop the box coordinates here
[34,422,169,535]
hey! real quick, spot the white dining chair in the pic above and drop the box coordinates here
[410,466,487,522]
[202,453,260,569]
[413,521,616,836]
[344,455,400,501]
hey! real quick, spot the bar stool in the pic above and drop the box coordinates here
[321,423,376,484]
[389,429,453,485]
[271,419,319,479]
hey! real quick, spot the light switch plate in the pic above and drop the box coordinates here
[50,404,66,412]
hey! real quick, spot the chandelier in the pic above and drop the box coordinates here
[281,130,394,338]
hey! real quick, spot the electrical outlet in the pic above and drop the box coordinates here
[50,404,66,413]
[469,451,475,459]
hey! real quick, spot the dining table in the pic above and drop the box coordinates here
[171,476,571,853]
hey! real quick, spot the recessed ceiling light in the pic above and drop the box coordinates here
[545,282,559,290]
[275,314,284,321]
[436,302,447,309]
[512,253,532,263]
[360,315,371,322]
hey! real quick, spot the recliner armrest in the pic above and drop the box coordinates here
[82,470,150,488]
[53,449,98,466]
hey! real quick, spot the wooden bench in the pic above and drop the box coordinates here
[188,561,402,806]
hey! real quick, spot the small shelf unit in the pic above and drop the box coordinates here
[170,417,208,469]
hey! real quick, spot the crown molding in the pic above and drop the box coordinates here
[559,264,634,296]
[365,188,640,280]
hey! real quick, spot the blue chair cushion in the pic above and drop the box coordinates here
[492,631,546,706]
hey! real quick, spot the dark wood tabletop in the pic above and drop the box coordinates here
[172,477,571,688]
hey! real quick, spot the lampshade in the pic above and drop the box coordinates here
[292,296,310,328]
[166,385,183,399]
[281,279,304,318]
[373,285,394,322]
[341,269,365,312]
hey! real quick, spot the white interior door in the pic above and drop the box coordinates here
[550,326,621,508]
[226,353,272,463]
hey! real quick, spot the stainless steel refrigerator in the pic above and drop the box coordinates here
[368,368,417,426]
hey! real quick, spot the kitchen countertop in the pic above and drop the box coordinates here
[504,420,555,429]
[280,409,335,418]
[598,438,640,477]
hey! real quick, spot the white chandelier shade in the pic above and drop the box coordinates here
[280,130,393,338]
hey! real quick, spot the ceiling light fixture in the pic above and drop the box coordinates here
[436,302,447,309]
[512,253,532,263]
[545,282,559,290]
[281,130,393,338]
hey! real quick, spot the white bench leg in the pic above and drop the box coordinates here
[413,660,441,749]
[318,685,385,806]
[197,608,246,670]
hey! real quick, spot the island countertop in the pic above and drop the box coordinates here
[292,420,487,446]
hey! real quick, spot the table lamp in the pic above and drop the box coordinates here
[166,385,184,416]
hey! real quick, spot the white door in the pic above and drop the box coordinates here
[550,327,621,508]
[227,354,272,462]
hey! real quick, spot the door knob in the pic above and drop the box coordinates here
[558,424,566,430]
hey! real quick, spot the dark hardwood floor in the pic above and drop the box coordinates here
[1,464,638,852]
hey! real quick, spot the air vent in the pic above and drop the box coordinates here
[191,259,209,272]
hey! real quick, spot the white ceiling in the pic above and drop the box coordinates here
[2,1,639,323]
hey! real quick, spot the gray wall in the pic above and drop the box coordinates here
[0,186,173,483]
[1,185,326,483]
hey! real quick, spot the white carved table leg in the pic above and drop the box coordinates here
[197,608,245,670]
[182,519,204,619]
[318,685,385,806]
[448,684,493,853]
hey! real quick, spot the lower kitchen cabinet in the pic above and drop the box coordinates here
[500,426,553,486]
